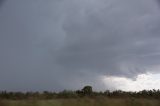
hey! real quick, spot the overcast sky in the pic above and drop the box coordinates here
[0,0,160,91]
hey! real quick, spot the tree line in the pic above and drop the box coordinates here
[1,86,160,100]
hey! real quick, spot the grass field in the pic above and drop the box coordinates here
[1,97,160,106]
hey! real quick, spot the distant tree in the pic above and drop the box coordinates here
[104,90,110,96]
[82,86,93,96]
[76,90,83,96]
[58,90,78,98]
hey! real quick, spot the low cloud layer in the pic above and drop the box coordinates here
[0,0,160,91]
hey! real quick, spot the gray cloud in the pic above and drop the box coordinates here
[0,0,5,8]
[0,0,160,91]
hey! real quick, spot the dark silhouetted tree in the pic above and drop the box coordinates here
[82,86,93,96]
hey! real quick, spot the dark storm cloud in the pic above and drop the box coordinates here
[0,0,160,91]
[55,0,160,77]
[156,0,160,5]
[0,0,5,7]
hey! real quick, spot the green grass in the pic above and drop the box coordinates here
[1,98,160,106]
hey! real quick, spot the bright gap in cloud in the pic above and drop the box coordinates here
[102,73,160,91]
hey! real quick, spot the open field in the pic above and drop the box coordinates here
[1,98,160,106]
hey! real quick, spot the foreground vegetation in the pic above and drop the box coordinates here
[1,86,160,106]
[1,98,160,106]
